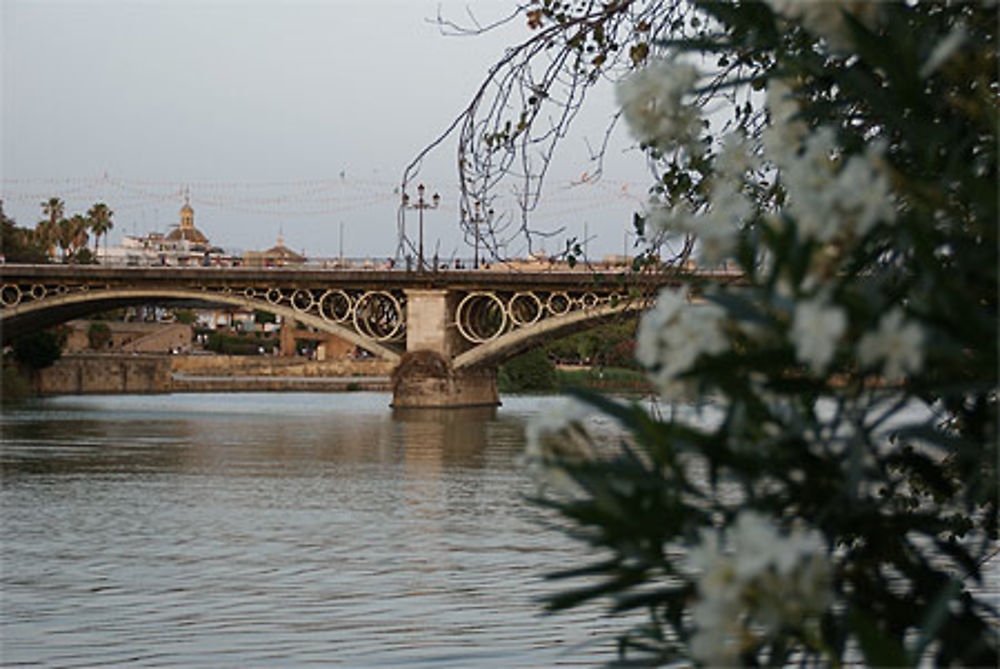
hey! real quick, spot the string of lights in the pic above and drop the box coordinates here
[1,173,648,230]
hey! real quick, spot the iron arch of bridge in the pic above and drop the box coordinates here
[452,301,644,370]
[0,288,402,362]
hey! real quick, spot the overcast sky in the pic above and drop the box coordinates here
[2,0,650,260]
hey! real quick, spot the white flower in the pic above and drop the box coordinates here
[766,0,885,52]
[774,119,896,245]
[687,511,832,665]
[524,396,592,460]
[698,182,752,266]
[781,127,840,241]
[617,60,702,153]
[636,286,729,399]
[635,287,687,368]
[650,185,749,267]
[642,197,695,236]
[791,296,847,373]
[716,131,760,181]
[731,511,787,578]
[858,308,925,380]
[763,80,808,162]
[523,397,595,496]
[690,594,746,665]
[833,146,896,237]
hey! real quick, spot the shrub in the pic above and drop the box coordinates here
[11,330,64,370]
[519,1,997,665]
[498,347,557,392]
[87,322,111,350]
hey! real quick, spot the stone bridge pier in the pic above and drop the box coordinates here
[391,289,499,409]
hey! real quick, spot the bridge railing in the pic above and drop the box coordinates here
[1,257,745,279]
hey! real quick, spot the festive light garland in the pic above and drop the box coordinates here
[1,173,648,225]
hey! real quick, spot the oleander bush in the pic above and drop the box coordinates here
[521,1,997,665]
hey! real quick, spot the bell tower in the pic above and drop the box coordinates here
[179,188,194,231]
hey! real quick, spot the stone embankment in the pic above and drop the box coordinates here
[170,354,394,378]
[35,354,392,395]
[36,354,172,395]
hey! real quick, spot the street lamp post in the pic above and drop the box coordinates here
[402,184,440,272]
[464,201,494,269]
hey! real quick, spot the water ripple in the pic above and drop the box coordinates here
[2,393,634,666]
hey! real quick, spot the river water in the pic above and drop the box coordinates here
[4,392,996,666]
[1,392,638,666]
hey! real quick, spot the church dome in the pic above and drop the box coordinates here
[168,191,209,244]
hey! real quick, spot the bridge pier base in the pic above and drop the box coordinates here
[390,351,499,409]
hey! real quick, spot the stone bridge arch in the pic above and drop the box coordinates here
[0,287,402,362]
[452,301,642,370]
[392,287,653,408]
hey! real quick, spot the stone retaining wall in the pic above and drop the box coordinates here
[171,377,390,393]
[170,354,394,377]
[37,354,173,394]
[34,353,394,395]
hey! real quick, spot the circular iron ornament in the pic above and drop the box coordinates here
[353,291,403,341]
[291,289,314,312]
[1,284,22,307]
[604,292,624,308]
[56,285,70,296]
[266,288,283,305]
[318,289,353,323]
[221,286,232,295]
[456,292,507,343]
[30,284,47,300]
[507,292,543,327]
[579,292,599,309]
[244,287,257,299]
[546,291,572,316]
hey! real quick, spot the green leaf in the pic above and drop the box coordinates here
[542,570,647,612]
[913,578,961,660]
[849,609,911,667]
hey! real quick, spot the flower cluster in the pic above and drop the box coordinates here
[761,82,897,249]
[625,71,916,383]
[637,71,896,273]
[791,295,848,374]
[770,126,896,246]
[616,60,703,154]
[643,166,754,267]
[687,512,833,665]
[524,397,595,496]
[634,286,729,400]
[858,308,925,381]
[765,0,885,52]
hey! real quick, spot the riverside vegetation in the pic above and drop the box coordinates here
[498,321,651,394]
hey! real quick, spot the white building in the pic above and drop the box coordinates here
[99,196,230,266]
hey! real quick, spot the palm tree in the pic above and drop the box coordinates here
[56,218,73,261]
[38,197,65,261]
[87,202,113,261]
[67,214,90,260]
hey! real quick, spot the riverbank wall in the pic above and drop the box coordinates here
[37,354,173,395]
[35,354,392,395]
[171,354,394,378]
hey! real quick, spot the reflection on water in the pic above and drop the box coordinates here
[1,393,633,666]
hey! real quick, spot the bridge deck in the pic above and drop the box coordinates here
[0,264,737,291]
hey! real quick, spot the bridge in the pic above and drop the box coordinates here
[0,264,728,407]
